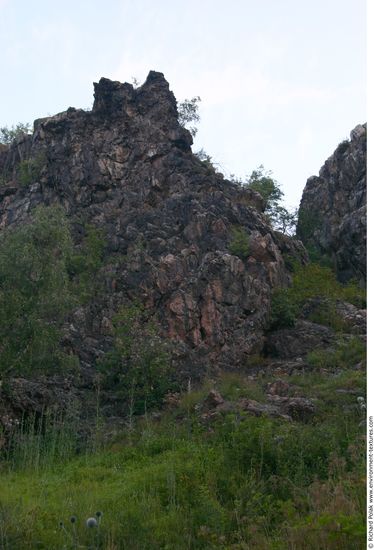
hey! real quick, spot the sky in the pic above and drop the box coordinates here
[0,0,366,208]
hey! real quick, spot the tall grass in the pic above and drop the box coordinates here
[0,368,366,549]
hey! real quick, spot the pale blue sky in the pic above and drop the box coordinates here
[0,0,366,208]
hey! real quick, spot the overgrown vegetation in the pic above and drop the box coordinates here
[98,305,175,415]
[0,122,31,144]
[17,153,45,186]
[306,337,365,370]
[0,207,106,378]
[270,261,366,330]
[177,96,201,137]
[0,206,76,376]
[228,226,250,259]
[243,165,298,236]
[67,223,106,302]
[0,364,365,549]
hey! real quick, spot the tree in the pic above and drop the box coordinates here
[177,96,201,137]
[244,165,297,236]
[245,165,284,211]
[0,123,31,144]
[0,206,75,376]
[272,205,298,236]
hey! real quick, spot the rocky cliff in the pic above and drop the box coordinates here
[297,124,366,284]
[0,71,306,382]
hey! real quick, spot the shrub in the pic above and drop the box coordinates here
[270,262,366,330]
[306,337,366,370]
[297,208,322,242]
[228,226,250,259]
[18,153,45,186]
[67,224,106,301]
[0,123,31,144]
[270,289,297,329]
[0,206,76,376]
[98,305,175,414]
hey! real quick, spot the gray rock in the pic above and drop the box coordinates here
[297,124,366,284]
[0,72,306,378]
[265,320,336,359]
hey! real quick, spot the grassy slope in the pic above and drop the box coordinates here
[0,367,366,549]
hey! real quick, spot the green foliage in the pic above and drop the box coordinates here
[307,300,350,332]
[290,263,366,308]
[2,409,81,472]
[0,122,31,144]
[177,96,201,137]
[17,153,45,186]
[99,305,175,414]
[67,224,106,301]
[244,165,297,235]
[0,366,365,548]
[194,148,218,174]
[307,337,366,370]
[270,289,298,329]
[304,243,334,269]
[270,262,366,330]
[297,208,322,242]
[228,226,250,259]
[0,206,76,376]
[245,165,284,210]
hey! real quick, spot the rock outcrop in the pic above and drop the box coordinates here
[297,124,366,284]
[0,71,306,380]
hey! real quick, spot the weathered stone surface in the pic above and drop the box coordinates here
[265,320,336,359]
[266,394,316,421]
[0,71,305,379]
[297,124,366,284]
[266,379,291,397]
[203,389,225,410]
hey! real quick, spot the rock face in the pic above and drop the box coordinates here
[0,71,306,379]
[297,124,366,284]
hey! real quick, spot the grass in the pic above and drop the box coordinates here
[271,262,366,330]
[0,367,366,549]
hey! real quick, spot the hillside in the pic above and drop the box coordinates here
[0,73,367,549]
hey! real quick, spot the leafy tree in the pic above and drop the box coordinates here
[271,205,298,235]
[0,206,75,376]
[0,123,31,144]
[244,165,297,236]
[177,96,201,137]
[245,165,284,210]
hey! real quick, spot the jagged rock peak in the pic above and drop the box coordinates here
[0,71,307,375]
[92,71,178,119]
[297,123,366,284]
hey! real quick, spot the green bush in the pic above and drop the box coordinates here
[0,206,76,376]
[228,226,250,259]
[17,153,45,186]
[270,262,366,330]
[98,305,175,414]
[270,289,298,329]
[0,364,366,549]
[0,122,31,144]
[307,299,350,332]
[307,337,366,370]
[297,208,322,242]
[67,224,106,301]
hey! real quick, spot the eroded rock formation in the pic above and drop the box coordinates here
[0,71,306,381]
[297,124,366,284]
